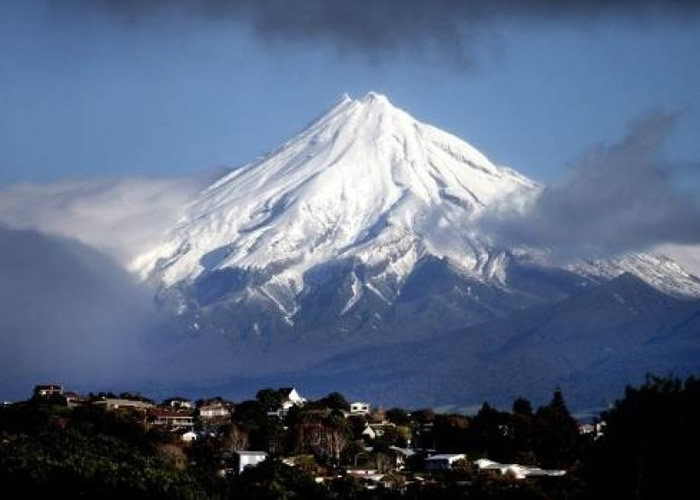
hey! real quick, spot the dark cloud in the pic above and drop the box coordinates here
[481,112,700,257]
[0,226,159,398]
[0,225,247,400]
[59,0,700,68]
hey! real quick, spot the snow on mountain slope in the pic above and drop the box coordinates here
[134,91,700,332]
[134,92,535,304]
[566,253,700,299]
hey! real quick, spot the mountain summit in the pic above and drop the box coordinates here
[136,92,536,316]
[135,92,700,344]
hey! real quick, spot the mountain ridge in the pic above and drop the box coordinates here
[134,92,700,345]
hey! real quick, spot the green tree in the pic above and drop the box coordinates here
[533,389,581,468]
[386,408,411,425]
[583,376,700,500]
[318,392,350,412]
[256,389,285,411]
[512,397,533,416]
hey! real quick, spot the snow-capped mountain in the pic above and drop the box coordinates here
[135,92,700,342]
[565,253,700,299]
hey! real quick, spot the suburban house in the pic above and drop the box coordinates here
[233,451,268,474]
[148,409,195,428]
[33,384,63,398]
[362,424,377,440]
[388,446,416,470]
[424,453,467,471]
[350,402,371,415]
[362,421,396,440]
[279,387,307,411]
[199,403,230,419]
[267,387,308,418]
[63,391,89,407]
[579,421,606,439]
[179,430,198,443]
[92,398,154,411]
[163,397,193,409]
[475,458,567,480]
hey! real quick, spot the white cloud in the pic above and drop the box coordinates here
[657,244,700,277]
[0,176,201,269]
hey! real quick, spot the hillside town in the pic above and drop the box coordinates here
[17,383,575,482]
[1,377,696,498]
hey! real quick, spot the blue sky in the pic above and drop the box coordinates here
[1,1,699,186]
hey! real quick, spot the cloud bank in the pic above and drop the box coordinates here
[61,0,700,68]
[0,177,200,268]
[0,226,158,398]
[0,224,244,400]
[481,112,700,259]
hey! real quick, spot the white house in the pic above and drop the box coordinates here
[280,388,307,411]
[475,458,567,480]
[350,402,371,415]
[92,398,154,411]
[164,397,193,410]
[424,454,467,471]
[234,451,268,474]
[33,384,63,398]
[199,403,230,419]
[63,392,88,407]
[362,425,377,440]
[180,430,198,443]
[578,421,606,439]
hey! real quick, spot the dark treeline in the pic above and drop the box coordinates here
[0,376,698,499]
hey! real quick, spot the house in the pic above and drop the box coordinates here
[163,397,193,410]
[475,458,566,480]
[424,453,466,471]
[63,391,89,407]
[33,384,63,398]
[362,421,396,440]
[279,387,307,412]
[266,387,307,418]
[388,446,416,470]
[234,451,268,474]
[362,425,377,440]
[199,403,230,419]
[350,402,371,415]
[92,398,154,411]
[579,421,606,439]
[179,430,198,443]
[148,409,195,428]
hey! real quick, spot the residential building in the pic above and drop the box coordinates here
[424,453,467,471]
[33,384,63,398]
[388,446,416,470]
[234,451,268,474]
[92,398,154,411]
[163,397,193,409]
[279,387,307,412]
[199,403,230,419]
[475,458,567,480]
[148,409,195,428]
[579,421,606,439]
[362,424,377,440]
[179,430,198,443]
[63,391,89,407]
[350,402,371,415]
